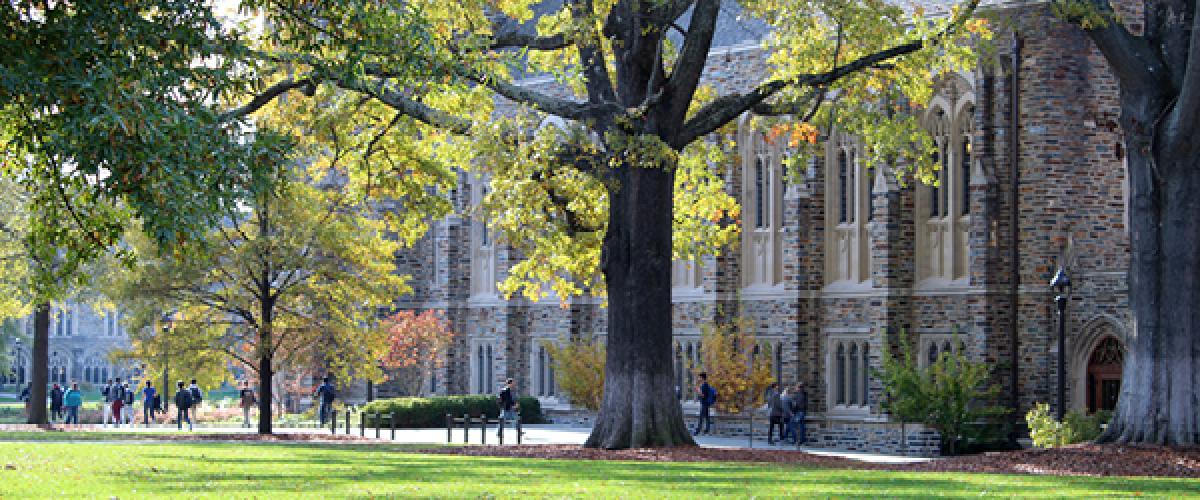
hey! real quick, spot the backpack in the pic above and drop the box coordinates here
[176,389,193,409]
[190,386,203,403]
[320,384,336,403]
[123,388,134,405]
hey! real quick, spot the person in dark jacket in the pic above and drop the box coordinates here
[790,382,808,445]
[497,378,520,437]
[174,380,193,431]
[314,377,336,426]
[49,383,64,422]
[142,381,158,426]
[780,387,795,443]
[765,383,784,445]
[694,372,717,435]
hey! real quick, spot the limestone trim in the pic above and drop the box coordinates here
[1069,315,1128,412]
[469,174,498,299]
[916,83,975,288]
[825,334,871,417]
[824,129,872,286]
[739,119,785,289]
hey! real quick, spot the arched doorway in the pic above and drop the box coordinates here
[1086,336,1124,414]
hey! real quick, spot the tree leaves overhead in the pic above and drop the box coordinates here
[0,0,272,295]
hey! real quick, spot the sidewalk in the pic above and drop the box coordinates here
[0,423,931,464]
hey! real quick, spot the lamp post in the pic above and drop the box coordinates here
[161,314,174,415]
[1050,266,1072,421]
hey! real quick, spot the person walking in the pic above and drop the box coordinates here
[101,379,115,427]
[188,379,204,421]
[121,382,135,425]
[49,383,64,423]
[111,378,125,429]
[694,372,717,435]
[63,383,82,428]
[141,381,157,426]
[238,380,256,429]
[497,378,520,437]
[174,381,193,431]
[314,377,336,426]
[766,383,785,445]
[789,382,808,445]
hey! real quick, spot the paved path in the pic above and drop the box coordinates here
[1,423,930,464]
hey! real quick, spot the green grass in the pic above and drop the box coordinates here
[0,438,1195,498]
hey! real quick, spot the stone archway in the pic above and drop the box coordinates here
[1070,317,1127,414]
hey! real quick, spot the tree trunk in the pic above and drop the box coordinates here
[257,352,273,435]
[26,303,49,425]
[584,162,695,449]
[1098,94,1200,446]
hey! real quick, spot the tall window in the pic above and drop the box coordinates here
[826,132,871,285]
[919,333,961,368]
[827,336,870,412]
[470,177,497,297]
[740,126,785,289]
[472,342,497,394]
[918,89,974,284]
[533,343,558,398]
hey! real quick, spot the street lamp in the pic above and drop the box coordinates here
[1050,266,1072,421]
[161,314,174,415]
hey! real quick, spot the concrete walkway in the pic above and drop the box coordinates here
[1,423,930,464]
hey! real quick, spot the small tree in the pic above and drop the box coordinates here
[876,330,1007,455]
[381,310,455,397]
[694,318,775,415]
[544,333,605,411]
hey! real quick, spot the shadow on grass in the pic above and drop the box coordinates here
[112,443,1200,498]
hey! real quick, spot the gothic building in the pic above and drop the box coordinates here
[383,1,1135,453]
[2,303,136,389]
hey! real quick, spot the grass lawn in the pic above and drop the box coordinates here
[0,438,1196,498]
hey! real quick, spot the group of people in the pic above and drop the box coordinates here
[766,382,809,445]
[19,378,218,430]
[689,373,809,445]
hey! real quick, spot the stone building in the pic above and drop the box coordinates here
[2,302,137,390]
[382,1,1135,453]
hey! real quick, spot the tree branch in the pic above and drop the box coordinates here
[334,77,473,134]
[490,31,570,50]
[663,0,721,125]
[673,0,980,148]
[455,66,621,121]
[1166,5,1200,149]
[1065,0,1171,94]
[220,78,316,122]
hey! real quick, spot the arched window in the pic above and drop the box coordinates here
[826,131,871,285]
[918,89,974,285]
[919,333,963,368]
[828,336,871,413]
[740,124,785,289]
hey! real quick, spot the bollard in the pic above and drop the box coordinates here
[360,411,366,437]
[330,409,337,435]
[748,414,753,449]
[462,413,469,443]
[480,415,487,445]
[346,409,351,435]
[390,413,397,440]
[498,416,504,445]
[516,415,522,445]
[375,412,381,439]
[446,413,452,443]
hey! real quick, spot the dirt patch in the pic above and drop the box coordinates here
[901,443,1200,478]
[422,443,1200,478]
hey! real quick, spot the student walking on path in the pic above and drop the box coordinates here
[238,380,256,428]
[497,378,520,437]
[63,383,82,427]
[314,377,336,426]
[111,378,125,428]
[188,379,204,420]
[790,382,808,445]
[49,383,64,423]
[174,381,193,431]
[101,379,115,426]
[121,382,135,425]
[694,373,716,435]
[141,381,157,426]
[766,383,785,445]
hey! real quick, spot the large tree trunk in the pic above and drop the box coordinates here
[257,352,273,435]
[584,162,695,449]
[1098,91,1200,446]
[26,302,49,425]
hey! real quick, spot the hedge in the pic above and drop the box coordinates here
[361,395,544,428]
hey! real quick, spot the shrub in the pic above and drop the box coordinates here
[695,316,775,415]
[876,330,1008,455]
[544,333,605,410]
[361,395,544,428]
[1026,403,1112,448]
